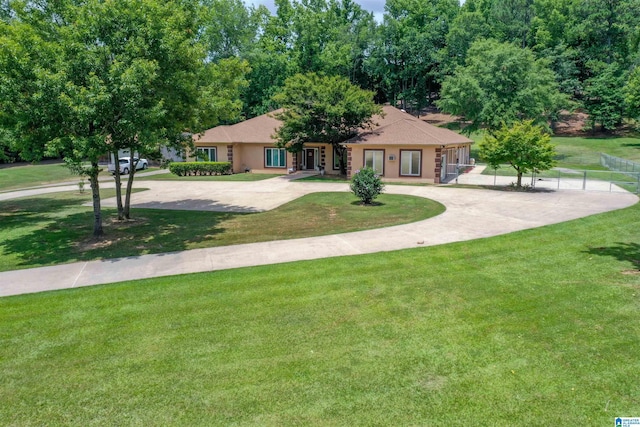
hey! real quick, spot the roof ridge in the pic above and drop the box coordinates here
[369,115,416,134]
[404,118,446,143]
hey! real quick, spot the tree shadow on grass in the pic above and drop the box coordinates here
[350,200,386,206]
[621,143,640,149]
[584,243,640,271]
[0,197,248,269]
[0,196,86,234]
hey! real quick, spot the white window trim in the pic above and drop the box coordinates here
[265,147,286,168]
[196,147,217,162]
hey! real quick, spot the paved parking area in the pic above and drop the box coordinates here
[0,175,636,297]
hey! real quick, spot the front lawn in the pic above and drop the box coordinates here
[0,191,444,271]
[0,162,77,191]
[0,162,161,192]
[1,201,638,425]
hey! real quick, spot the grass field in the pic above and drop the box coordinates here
[470,134,640,171]
[0,162,77,191]
[1,200,638,425]
[0,162,162,192]
[0,191,444,272]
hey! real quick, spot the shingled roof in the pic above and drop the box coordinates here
[194,106,472,146]
[194,110,282,144]
[345,106,473,146]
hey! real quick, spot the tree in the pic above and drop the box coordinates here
[438,39,566,134]
[273,73,382,174]
[583,62,626,132]
[366,0,459,112]
[0,0,247,236]
[625,66,640,126]
[239,1,297,117]
[199,0,259,61]
[439,10,491,75]
[479,120,556,188]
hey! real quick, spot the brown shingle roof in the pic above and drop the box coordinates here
[194,106,472,146]
[194,110,282,144]
[345,106,473,146]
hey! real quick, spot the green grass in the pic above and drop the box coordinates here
[552,136,640,167]
[295,174,349,182]
[471,134,640,172]
[0,162,78,191]
[0,191,444,271]
[476,135,640,190]
[137,172,282,181]
[0,162,161,192]
[1,201,638,425]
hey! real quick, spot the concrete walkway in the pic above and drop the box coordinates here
[0,174,636,298]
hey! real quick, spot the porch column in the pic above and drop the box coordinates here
[434,147,442,184]
[346,147,353,178]
[226,145,233,163]
[320,146,326,169]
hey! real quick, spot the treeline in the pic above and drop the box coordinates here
[204,0,640,131]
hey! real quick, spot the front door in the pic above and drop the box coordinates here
[306,149,316,170]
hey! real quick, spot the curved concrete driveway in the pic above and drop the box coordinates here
[0,176,637,297]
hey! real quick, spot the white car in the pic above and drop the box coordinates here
[108,157,148,175]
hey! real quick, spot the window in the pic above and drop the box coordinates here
[265,148,286,168]
[364,150,384,175]
[196,147,216,162]
[333,146,346,170]
[400,150,421,176]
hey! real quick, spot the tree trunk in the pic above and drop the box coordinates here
[88,162,103,238]
[516,171,523,188]
[113,151,124,220]
[336,144,347,175]
[123,147,137,219]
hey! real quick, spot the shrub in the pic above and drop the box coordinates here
[350,167,384,204]
[169,162,232,176]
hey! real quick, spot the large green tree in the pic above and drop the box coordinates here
[273,73,382,174]
[583,62,626,132]
[0,0,247,236]
[237,0,376,117]
[366,0,459,112]
[438,39,566,134]
[626,66,640,127]
[479,120,556,188]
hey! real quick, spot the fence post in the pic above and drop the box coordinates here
[582,171,587,190]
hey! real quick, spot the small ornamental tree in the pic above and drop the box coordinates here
[480,120,556,189]
[350,167,384,204]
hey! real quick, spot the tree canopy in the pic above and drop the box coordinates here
[479,120,556,188]
[437,39,567,134]
[273,73,382,174]
[0,0,248,235]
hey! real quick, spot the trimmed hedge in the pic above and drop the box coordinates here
[169,162,232,176]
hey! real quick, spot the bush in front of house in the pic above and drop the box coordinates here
[350,167,384,204]
[169,162,232,176]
